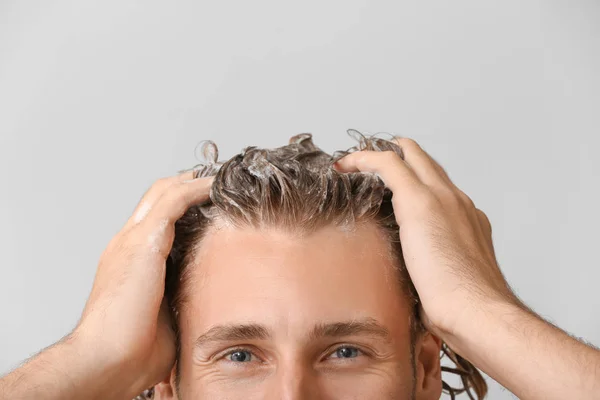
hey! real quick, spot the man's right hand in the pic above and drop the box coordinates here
[0,172,213,400]
[76,171,213,395]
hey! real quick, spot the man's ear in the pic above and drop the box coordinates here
[414,331,443,400]
[153,363,178,400]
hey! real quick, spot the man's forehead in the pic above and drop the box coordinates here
[181,223,399,298]
[177,223,409,331]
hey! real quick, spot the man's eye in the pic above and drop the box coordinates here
[226,349,254,362]
[328,346,362,359]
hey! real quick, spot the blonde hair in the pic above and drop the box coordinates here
[163,130,487,399]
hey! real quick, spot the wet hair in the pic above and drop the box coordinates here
[164,129,488,399]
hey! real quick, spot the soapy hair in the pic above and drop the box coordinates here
[162,129,487,399]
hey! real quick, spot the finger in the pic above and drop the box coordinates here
[124,171,198,231]
[143,176,213,232]
[333,150,423,197]
[391,137,451,188]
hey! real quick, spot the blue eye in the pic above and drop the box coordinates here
[332,346,360,359]
[228,350,253,362]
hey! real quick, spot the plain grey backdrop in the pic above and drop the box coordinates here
[1,1,599,398]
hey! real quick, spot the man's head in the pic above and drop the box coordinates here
[154,132,486,399]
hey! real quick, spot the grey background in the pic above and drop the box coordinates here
[1,1,599,398]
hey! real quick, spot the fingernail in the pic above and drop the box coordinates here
[332,160,344,170]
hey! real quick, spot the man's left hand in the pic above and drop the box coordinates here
[334,137,518,338]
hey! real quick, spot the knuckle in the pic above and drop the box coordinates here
[152,177,174,191]
[171,182,194,203]
[459,191,476,208]
[139,178,171,201]
[157,182,187,204]
[354,152,370,168]
[476,208,491,227]
[437,187,462,207]
[431,158,449,176]
[381,150,400,164]
[396,137,420,149]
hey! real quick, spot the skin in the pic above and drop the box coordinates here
[157,223,442,399]
[0,137,599,400]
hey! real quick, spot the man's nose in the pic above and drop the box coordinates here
[267,361,322,400]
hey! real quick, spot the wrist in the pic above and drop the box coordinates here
[434,296,600,399]
[434,296,530,358]
[0,331,142,400]
[67,327,149,400]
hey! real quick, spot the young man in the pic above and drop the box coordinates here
[1,134,599,400]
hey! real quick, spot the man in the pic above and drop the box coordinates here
[1,133,599,400]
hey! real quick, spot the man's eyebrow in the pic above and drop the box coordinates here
[193,318,391,348]
[309,317,391,341]
[194,324,271,347]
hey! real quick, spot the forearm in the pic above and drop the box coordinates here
[444,300,600,400]
[0,332,140,400]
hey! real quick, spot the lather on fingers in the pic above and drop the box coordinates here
[124,170,199,231]
[142,175,214,227]
[132,176,214,258]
